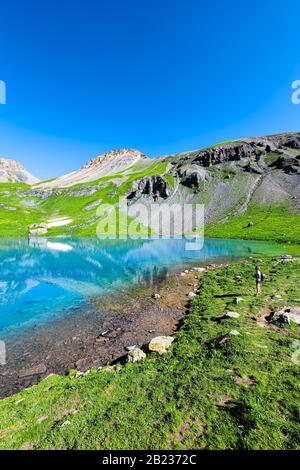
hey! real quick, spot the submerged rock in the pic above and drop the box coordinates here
[148,336,174,355]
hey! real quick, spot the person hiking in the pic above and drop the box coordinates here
[255,265,262,296]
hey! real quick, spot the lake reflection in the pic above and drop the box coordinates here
[0,236,289,333]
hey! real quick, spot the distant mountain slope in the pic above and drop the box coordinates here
[0,158,39,184]
[123,133,300,239]
[38,149,150,188]
[0,133,299,242]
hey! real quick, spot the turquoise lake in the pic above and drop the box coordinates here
[0,237,291,335]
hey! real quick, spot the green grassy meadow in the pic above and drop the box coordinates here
[206,202,300,243]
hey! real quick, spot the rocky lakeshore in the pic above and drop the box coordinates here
[0,264,214,398]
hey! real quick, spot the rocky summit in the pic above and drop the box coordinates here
[0,157,39,184]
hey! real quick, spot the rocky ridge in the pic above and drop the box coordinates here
[39,148,150,189]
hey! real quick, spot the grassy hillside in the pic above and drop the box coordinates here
[206,202,300,243]
[0,137,299,241]
[0,256,299,450]
[1,180,299,241]
[0,160,171,237]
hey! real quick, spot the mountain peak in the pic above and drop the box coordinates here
[39,148,150,188]
[84,149,148,169]
[0,157,39,184]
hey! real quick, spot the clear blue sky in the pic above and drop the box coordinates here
[1,0,300,179]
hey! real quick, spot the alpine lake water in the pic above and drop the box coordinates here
[0,236,296,338]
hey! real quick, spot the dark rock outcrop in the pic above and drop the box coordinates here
[176,168,205,189]
[243,159,264,174]
[280,136,300,149]
[180,171,203,189]
[187,143,262,168]
[271,155,300,174]
[127,175,170,202]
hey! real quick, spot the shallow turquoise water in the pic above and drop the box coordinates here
[0,237,289,335]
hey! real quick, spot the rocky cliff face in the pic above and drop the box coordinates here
[126,133,300,220]
[170,133,300,171]
[127,175,170,202]
[0,158,39,184]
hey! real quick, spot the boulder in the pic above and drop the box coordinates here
[127,347,146,363]
[269,306,300,325]
[225,311,240,319]
[148,336,174,355]
[193,267,206,273]
[229,330,241,336]
[75,358,88,370]
[188,291,197,299]
[152,293,161,300]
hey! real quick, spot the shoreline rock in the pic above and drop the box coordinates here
[148,336,174,355]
